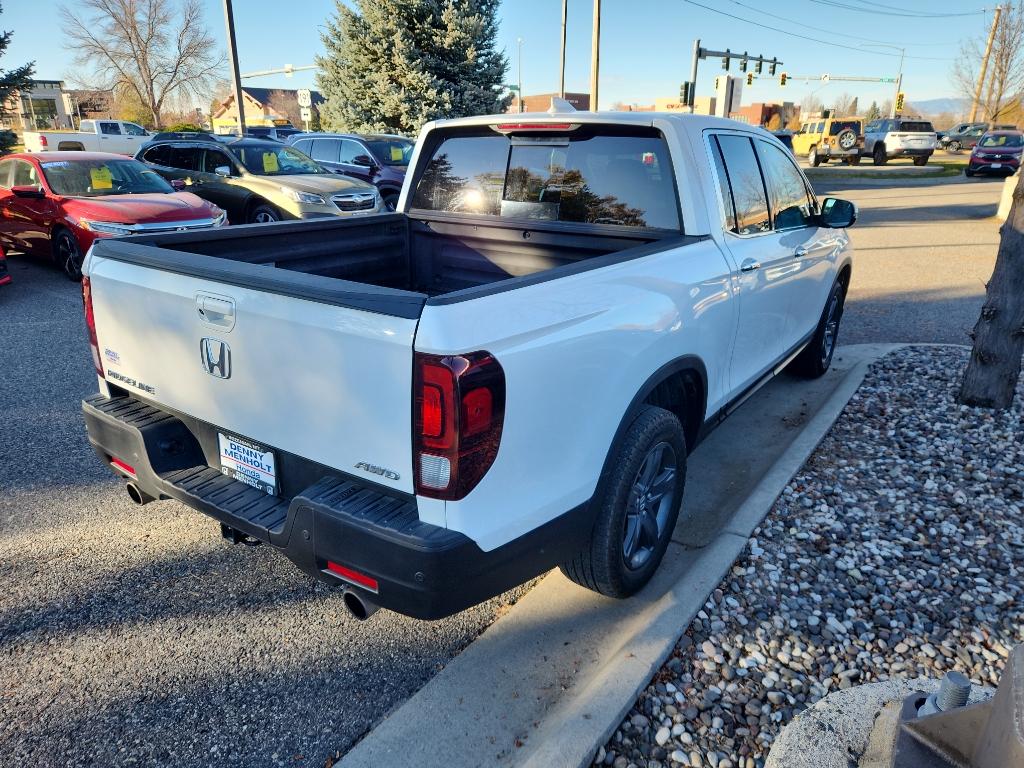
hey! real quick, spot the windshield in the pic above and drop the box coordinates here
[40,158,173,196]
[829,121,861,135]
[366,138,414,166]
[980,133,1023,147]
[234,144,327,176]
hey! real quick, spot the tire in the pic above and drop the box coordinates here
[872,144,887,166]
[809,146,821,167]
[912,155,929,166]
[965,168,975,177]
[382,191,400,211]
[849,155,862,165]
[560,405,686,598]
[248,203,280,224]
[53,227,84,281]
[790,280,846,379]
[948,140,962,153]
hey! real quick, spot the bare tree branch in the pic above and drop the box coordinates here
[952,2,1024,122]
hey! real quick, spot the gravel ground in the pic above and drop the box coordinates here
[0,257,525,768]
[598,346,1024,768]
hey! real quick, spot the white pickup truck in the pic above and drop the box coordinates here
[23,119,151,155]
[81,111,856,621]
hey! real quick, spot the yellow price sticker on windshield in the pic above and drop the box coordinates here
[262,152,279,173]
[90,166,113,190]
[390,146,404,162]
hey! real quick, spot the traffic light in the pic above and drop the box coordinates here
[769,58,778,76]
[895,91,905,112]
[746,72,754,86]
[780,72,788,87]
[722,48,731,70]
[740,52,748,72]
[754,57,763,75]
[679,81,692,105]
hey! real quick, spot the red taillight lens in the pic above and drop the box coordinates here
[81,276,104,376]
[39,135,48,147]
[326,561,379,593]
[413,351,505,500]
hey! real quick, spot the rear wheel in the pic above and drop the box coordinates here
[248,203,280,224]
[947,140,962,153]
[791,280,846,379]
[849,154,862,166]
[809,146,822,167]
[560,405,686,598]
[873,144,887,165]
[912,155,929,166]
[382,191,400,211]
[53,228,83,281]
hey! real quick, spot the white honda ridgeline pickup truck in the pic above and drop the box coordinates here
[81,111,855,621]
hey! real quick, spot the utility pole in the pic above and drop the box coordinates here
[689,38,700,114]
[891,48,904,117]
[559,0,568,99]
[517,37,524,113]
[970,4,1002,123]
[223,0,246,135]
[590,0,601,111]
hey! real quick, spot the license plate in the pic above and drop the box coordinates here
[218,433,278,496]
[992,163,1002,169]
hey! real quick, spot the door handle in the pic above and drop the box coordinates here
[196,293,235,330]
[793,246,809,258]
[739,259,761,272]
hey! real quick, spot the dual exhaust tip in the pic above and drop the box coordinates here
[124,482,380,621]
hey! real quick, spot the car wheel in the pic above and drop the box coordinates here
[872,144,887,165]
[560,405,686,598]
[53,228,84,282]
[382,192,400,212]
[912,155,929,166]
[948,140,962,153]
[791,280,846,379]
[965,168,975,177]
[248,203,280,224]
[809,146,821,167]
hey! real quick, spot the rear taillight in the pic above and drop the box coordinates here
[39,135,48,148]
[413,351,505,500]
[81,276,103,376]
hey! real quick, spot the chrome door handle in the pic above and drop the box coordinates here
[739,259,761,272]
[793,246,809,258]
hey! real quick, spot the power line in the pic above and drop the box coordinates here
[808,0,985,18]
[681,0,954,61]
[726,0,959,47]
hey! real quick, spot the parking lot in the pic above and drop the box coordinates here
[0,173,1006,766]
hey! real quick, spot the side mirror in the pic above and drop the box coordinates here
[169,179,186,191]
[352,154,375,168]
[214,166,231,178]
[11,185,45,199]
[819,197,857,228]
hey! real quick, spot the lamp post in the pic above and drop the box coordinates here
[861,43,905,118]
[517,37,524,113]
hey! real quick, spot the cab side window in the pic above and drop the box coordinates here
[0,159,13,189]
[100,122,122,135]
[757,141,815,231]
[714,134,770,235]
[123,123,147,136]
[11,160,41,189]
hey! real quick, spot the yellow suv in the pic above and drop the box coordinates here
[792,116,864,166]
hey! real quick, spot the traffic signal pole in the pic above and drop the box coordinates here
[688,39,700,114]
[684,42,781,113]
[223,0,246,135]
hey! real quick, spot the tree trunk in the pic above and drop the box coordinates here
[958,172,1024,409]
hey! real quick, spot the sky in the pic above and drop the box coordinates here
[1,0,992,112]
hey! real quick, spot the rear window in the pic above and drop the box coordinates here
[898,121,934,133]
[410,128,681,230]
[829,121,861,135]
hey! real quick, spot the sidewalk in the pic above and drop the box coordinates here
[339,344,895,768]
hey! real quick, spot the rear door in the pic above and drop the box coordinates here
[1,158,52,255]
[85,254,420,494]
[97,121,126,153]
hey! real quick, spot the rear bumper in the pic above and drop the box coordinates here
[82,393,590,620]
[888,147,933,157]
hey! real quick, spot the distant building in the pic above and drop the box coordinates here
[731,101,796,127]
[0,79,76,131]
[212,86,325,133]
[653,96,716,115]
[507,92,590,113]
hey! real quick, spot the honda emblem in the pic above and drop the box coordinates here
[200,337,231,379]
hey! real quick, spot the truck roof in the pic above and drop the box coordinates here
[429,110,754,132]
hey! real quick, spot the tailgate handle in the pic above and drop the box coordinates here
[196,294,235,330]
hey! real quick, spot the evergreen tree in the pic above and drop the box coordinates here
[0,3,35,153]
[316,0,508,134]
[866,101,881,122]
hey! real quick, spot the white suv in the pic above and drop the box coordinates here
[863,118,937,166]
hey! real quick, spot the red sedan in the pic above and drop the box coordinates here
[0,152,226,280]
[0,245,9,286]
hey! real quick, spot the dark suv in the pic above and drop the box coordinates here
[287,133,413,210]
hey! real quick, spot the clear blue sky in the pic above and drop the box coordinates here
[2,0,988,111]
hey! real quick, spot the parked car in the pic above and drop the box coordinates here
[862,118,937,166]
[791,116,863,166]
[965,130,1024,176]
[245,125,302,142]
[23,119,151,155]
[288,133,413,210]
[0,244,9,286]
[941,124,986,153]
[0,152,225,280]
[937,122,983,145]
[81,111,856,620]
[135,135,382,223]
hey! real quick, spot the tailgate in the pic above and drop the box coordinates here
[86,254,419,494]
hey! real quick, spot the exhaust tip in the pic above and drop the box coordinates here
[125,482,153,506]
[342,589,380,621]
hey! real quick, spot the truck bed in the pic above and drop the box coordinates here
[93,213,678,316]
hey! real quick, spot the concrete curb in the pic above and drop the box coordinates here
[338,345,898,768]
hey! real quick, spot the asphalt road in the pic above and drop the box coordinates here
[812,174,1004,345]
[0,258,526,767]
[0,173,1005,766]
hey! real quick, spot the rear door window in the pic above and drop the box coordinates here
[411,129,681,230]
[99,122,122,135]
[167,146,200,171]
[714,134,770,235]
[142,144,171,165]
